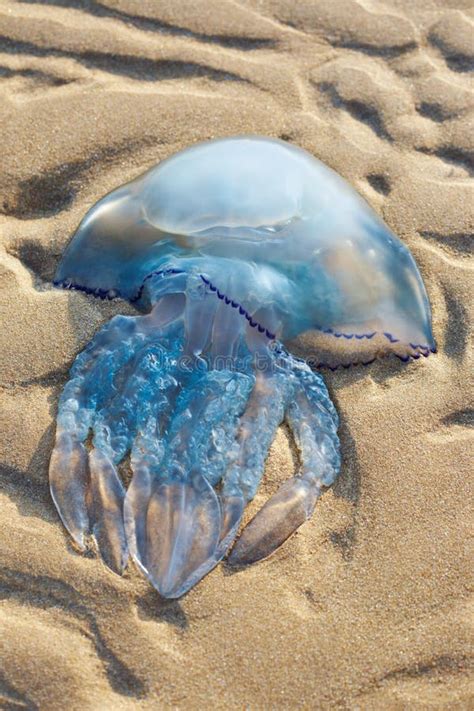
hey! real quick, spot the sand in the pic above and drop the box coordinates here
[0,1,473,708]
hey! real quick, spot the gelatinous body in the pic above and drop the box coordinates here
[50,136,434,597]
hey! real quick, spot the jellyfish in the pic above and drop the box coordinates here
[50,136,435,598]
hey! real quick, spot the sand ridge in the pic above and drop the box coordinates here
[0,1,473,708]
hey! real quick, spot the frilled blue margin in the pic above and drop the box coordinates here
[53,271,436,370]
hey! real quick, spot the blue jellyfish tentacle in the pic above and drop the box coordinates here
[124,355,182,571]
[285,375,341,488]
[87,333,184,572]
[221,368,293,503]
[57,314,141,441]
[49,292,186,559]
[164,369,255,485]
[92,330,181,462]
[138,366,256,597]
[228,353,341,566]
[50,314,145,551]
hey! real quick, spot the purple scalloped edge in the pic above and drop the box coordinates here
[54,271,436,368]
[199,275,277,340]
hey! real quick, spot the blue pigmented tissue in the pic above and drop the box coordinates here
[50,136,435,597]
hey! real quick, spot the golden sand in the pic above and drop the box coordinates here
[0,1,473,708]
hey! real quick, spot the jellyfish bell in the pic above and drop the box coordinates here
[55,135,434,366]
[286,213,435,367]
[50,136,435,598]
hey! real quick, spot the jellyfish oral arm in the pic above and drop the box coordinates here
[50,271,341,597]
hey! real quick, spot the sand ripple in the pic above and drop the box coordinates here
[0,1,472,708]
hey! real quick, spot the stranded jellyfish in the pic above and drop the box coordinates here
[50,136,435,598]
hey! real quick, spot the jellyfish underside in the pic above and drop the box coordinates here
[50,284,341,598]
[50,137,434,598]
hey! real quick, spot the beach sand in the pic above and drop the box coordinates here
[0,1,473,708]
